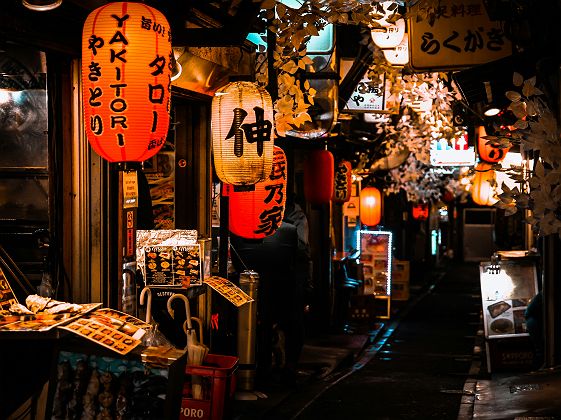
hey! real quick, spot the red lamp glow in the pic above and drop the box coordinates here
[82,2,172,162]
[360,186,382,227]
[304,149,334,205]
[228,146,287,239]
[412,202,429,221]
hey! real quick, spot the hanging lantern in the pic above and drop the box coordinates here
[212,81,274,185]
[472,162,498,206]
[360,186,382,227]
[82,2,172,162]
[476,125,511,163]
[333,160,352,203]
[383,36,409,66]
[229,146,287,239]
[371,19,406,49]
[412,202,429,221]
[304,149,334,205]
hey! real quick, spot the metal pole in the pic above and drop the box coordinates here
[237,270,259,391]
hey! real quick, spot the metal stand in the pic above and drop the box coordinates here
[236,270,259,395]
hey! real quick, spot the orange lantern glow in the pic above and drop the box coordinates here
[472,162,498,206]
[412,202,429,221]
[476,125,511,163]
[228,146,287,239]
[304,149,334,205]
[212,81,274,186]
[333,160,352,203]
[82,2,172,162]
[360,186,382,227]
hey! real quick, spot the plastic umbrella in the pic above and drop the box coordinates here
[167,294,208,399]
[139,287,153,323]
[140,286,168,346]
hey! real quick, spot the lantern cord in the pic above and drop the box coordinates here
[229,243,249,272]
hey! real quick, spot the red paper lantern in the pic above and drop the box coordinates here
[360,186,382,227]
[82,2,172,162]
[333,160,352,203]
[476,125,511,164]
[412,202,429,221]
[229,146,287,239]
[304,149,334,205]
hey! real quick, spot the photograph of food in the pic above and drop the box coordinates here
[144,246,175,286]
[487,301,512,318]
[174,245,202,286]
[374,259,388,270]
[60,317,142,355]
[490,318,514,334]
[144,244,203,287]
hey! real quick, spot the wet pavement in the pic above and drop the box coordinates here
[231,259,561,420]
[471,368,561,419]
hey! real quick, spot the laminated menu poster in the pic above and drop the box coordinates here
[0,266,18,311]
[144,244,202,287]
[60,308,151,355]
[204,276,253,307]
[479,260,538,339]
[359,231,392,296]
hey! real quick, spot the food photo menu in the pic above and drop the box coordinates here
[479,260,538,339]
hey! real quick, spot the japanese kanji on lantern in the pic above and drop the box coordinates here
[476,125,511,163]
[82,2,172,163]
[228,146,287,239]
[212,81,274,185]
[304,149,334,205]
[360,186,382,227]
[333,160,352,204]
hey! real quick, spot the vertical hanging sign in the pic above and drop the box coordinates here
[122,170,138,259]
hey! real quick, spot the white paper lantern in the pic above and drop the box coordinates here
[383,35,409,66]
[212,81,274,185]
[371,18,405,49]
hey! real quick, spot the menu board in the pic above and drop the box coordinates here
[358,230,393,296]
[479,260,538,339]
[144,244,202,287]
[204,276,253,307]
[60,308,149,355]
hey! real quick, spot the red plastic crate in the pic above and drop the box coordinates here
[180,354,239,420]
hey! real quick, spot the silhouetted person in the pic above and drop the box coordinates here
[231,220,306,385]
[525,290,544,369]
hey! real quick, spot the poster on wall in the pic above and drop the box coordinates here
[357,230,393,296]
[340,60,401,114]
[479,259,538,339]
[144,142,175,229]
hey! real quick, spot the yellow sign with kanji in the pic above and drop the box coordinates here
[408,0,512,71]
